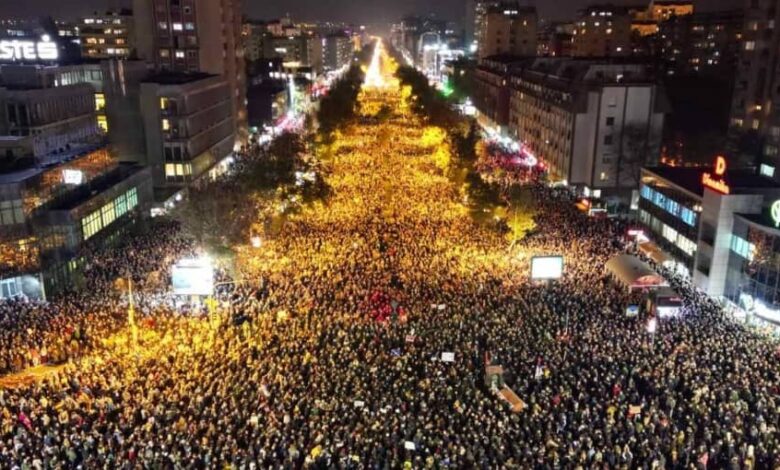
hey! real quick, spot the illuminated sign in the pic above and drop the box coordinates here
[715,155,727,176]
[62,169,84,185]
[0,35,58,62]
[702,173,730,194]
[772,200,780,227]
[702,155,730,194]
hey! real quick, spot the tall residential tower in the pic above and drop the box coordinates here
[133,0,246,140]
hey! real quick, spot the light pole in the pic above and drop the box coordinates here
[125,277,138,353]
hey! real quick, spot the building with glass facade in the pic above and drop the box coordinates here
[638,164,780,303]
[726,211,780,325]
[0,146,152,299]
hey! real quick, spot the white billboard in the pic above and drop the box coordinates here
[530,256,564,280]
[171,257,214,296]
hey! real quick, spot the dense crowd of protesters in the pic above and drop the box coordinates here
[0,48,778,469]
[0,221,194,376]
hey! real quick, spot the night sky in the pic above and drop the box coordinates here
[0,0,744,25]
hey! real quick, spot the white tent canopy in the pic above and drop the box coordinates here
[605,254,667,291]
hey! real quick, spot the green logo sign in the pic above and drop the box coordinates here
[772,200,780,227]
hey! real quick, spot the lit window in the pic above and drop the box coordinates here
[160,97,169,110]
[173,23,183,31]
[160,49,170,58]
[158,21,168,30]
[97,115,108,132]
[81,209,104,240]
[730,235,755,261]
[681,207,697,226]
[662,224,678,243]
[162,119,170,131]
[745,41,756,51]
[175,50,185,58]
[600,172,608,181]
[94,93,106,111]
[101,201,116,227]
[0,200,24,226]
[115,194,128,217]
[126,188,138,210]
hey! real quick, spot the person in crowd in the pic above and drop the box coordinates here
[0,51,778,470]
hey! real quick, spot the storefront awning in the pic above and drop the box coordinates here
[605,254,667,290]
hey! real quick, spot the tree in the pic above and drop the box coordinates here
[172,184,262,258]
[450,120,480,164]
[317,65,364,138]
[172,131,316,257]
[465,171,500,209]
[504,187,536,244]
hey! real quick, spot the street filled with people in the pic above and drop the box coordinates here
[0,42,779,469]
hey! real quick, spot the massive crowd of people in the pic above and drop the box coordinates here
[0,45,778,469]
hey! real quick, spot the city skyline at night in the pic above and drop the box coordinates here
[0,0,742,24]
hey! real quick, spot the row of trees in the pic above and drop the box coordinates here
[171,132,327,259]
[317,65,365,139]
[395,65,536,243]
[173,48,375,258]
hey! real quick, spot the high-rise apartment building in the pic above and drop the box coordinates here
[729,0,780,177]
[478,4,538,59]
[79,10,135,59]
[324,33,354,71]
[473,0,502,53]
[572,5,632,57]
[508,59,666,199]
[133,0,246,140]
[139,73,235,190]
[537,22,575,57]
[658,9,744,77]
[631,1,694,36]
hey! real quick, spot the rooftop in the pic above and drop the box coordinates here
[644,166,780,197]
[142,72,216,85]
[736,212,780,236]
[48,163,145,212]
[0,144,103,185]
